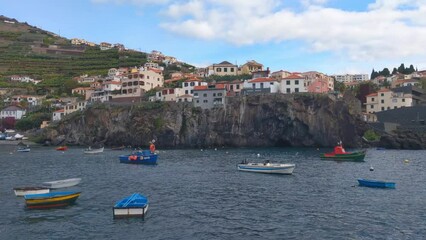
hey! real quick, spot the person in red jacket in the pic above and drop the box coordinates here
[149,141,156,153]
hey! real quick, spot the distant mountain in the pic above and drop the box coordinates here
[0,15,147,81]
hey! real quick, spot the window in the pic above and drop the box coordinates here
[184,83,188,87]
[381,100,384,103]
[286,80,290,85]
[402,98,405,102]
[252,83,255,89]
[286,88,291,93]
[236,85,240,89]
[230,68,234,72]
[203,100,208,103]
[381,93,384,96]
[217,68,222,72]
[295,80,299,85]
[381,107,384,111]
[190,82,195,86]
[370,105,374,109]
[203,93,207,97]
[372,98,375,101]
[387,107,390,110]
[295,88,299,93]
[224,68,228,72]
[196,100,199,103]
[218,93,223,96]
[213,93,216,97]
[185,90,189,94]
[260,83,264,88]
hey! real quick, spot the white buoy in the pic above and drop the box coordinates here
[404,159,409,163]
[201,149,203,152]
[226,151,228,154]
[257,153,260,157]
[215,148,217,151]
[370,166,374,171]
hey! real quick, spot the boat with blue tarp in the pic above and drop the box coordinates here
[358,179,395,189]
[113,193,149,218]
[24,191,81,209]
[119,150,158,164]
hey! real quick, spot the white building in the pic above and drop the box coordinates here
[182,80,208,95]
[279,74,307,94]
[243,77,279,94]
[332,74,369,83]
[365,88,413,113]
[0,106,26,120]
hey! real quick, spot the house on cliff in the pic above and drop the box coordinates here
[193,84,226,109]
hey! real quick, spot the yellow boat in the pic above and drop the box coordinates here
[24,191,81,209]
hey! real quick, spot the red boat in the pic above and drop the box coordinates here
[56,146,68,151]
[320,142,366,161]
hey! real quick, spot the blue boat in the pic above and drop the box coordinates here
[357,179,395,189]
[119,150,158,164]
[113,193,149,218]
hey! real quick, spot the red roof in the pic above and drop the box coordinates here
[54,109,65,113]
[366,93,378,97]
[215,84,225,89]
[194,86,208,90]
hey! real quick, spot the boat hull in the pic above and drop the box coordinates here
[42,178,82,189]
[320,151,366,161]
[119,151,158,164]
[25,192,81,209]
[84,147,104,154]
[358,179,395,189]
[237,163,295,174]
[13,187,50,197]
[113,206,149,218]
[17,148,30,152]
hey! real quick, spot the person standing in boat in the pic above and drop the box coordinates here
[149,140,156,153]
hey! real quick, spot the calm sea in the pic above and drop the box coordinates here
[0,145,425,240]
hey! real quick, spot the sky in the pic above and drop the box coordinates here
[2,0,426,75]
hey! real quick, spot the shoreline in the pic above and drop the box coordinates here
[0,140,37,145]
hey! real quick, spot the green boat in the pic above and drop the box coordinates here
[320,144,366,161]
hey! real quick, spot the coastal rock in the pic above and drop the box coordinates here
[40,94,369,148]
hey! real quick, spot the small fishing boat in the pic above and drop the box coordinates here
[42,178,82,189]
[113,193,149,218]
[320,142,366,161]
[237,160,295,174]
[119,150,158,164]
[358,179,395,189]
[24,191,81,209]
[111,145,125,150]
[56,146,68,151]
[13,187,50,197]
[17,147,31,152]
[84,146,104,154]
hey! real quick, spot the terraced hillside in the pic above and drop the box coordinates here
[0,15,147,81]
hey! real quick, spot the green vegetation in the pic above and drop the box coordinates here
[203,74,252,83]
[154,117,164,129]
[15,112,51,131]
[371,63,417,79]
[363,129,380,142]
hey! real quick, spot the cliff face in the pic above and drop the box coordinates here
[42,94,368,148]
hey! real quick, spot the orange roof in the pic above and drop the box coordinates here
[249,77,275,83]
[282,74,304,80]
[215,84,225,89]
[110,81,121,85]
[178,94,193,98]
[54,109,65,113]
[149,68,162,74]
[194,86,208,90]
[366,93,378,97]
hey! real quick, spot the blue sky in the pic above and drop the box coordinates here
[2,0,426,75]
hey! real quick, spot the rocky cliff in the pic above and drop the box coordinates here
[41,93,369,148]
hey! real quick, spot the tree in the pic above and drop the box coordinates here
[370,69,379,80]
[382,68,390,77]
[334,79,346,92]
[409,64,415,74]
[398,63,405,74]
[392,68,398,75]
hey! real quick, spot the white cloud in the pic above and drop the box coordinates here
[92,0,426,63]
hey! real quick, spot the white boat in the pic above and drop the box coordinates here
[42,178,82,189]
[17,147,30,152]
[84,146,104,154]
[237,161,295,174]
[13,187,50,197]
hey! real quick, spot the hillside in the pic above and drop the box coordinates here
[0,15,147,81]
